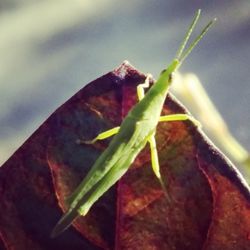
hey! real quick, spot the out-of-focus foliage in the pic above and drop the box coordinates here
[172,73,250,182]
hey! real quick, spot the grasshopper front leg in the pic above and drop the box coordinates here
[76,126,120,144]
[159,113,201,127]
[76,74,152,146]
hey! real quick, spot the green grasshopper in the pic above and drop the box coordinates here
[51,9,216,238]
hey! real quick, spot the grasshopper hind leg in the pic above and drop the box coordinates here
[148,134,171,202]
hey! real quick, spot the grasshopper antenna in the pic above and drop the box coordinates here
[179,18,216,64]
[175,9,201,60]
[175,9,216,67]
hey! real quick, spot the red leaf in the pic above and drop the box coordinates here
[0,62,250,249]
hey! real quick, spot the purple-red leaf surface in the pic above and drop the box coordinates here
[0,62,250,250]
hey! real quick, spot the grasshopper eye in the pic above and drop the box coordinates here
[160,69,166,75]
[168,73,174,83]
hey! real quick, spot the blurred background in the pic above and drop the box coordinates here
[0,0,249,171]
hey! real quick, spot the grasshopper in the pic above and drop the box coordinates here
[51,9,216,237]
